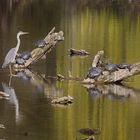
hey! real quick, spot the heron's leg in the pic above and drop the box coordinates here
[9,65,12,75]
[9,65,16,76]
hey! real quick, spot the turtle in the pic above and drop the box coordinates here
[20,51,31,60]
[104,63,118,72]
[35,39,47,48]
[118,63,131,71]
[16,58,25,65]
[87,67,102,79]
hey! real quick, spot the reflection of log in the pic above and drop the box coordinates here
[16,69,63,99]
[78,128,101,136]
[83,84,137,98]
[14,27,64,68]
[83,50,140,84]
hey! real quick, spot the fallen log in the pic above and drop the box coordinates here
[14,27,64,68]
[69,48,90,56]
[83,50,140,84]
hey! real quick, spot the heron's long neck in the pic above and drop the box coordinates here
[15,34,21,53]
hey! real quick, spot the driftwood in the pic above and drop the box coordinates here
[83,50,140,84]
[51,95,73,104]
[14,27,64,68]
[69,48,89,56]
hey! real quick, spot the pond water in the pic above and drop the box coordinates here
[0,0,140,140]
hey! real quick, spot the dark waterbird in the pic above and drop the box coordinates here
[2,31,29,75]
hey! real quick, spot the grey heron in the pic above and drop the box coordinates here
[2,31,29,75]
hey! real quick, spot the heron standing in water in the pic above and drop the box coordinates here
[2,31,29,75]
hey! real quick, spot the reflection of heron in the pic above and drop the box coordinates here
[2,82,20,123]
[2,31,29,75]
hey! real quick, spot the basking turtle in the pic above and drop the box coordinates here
[87,67,102,79]
[16,58,25,65]
[105,63,118,72]
[20,51,31,60]
[35,39,47,48]
[118,63,131,71]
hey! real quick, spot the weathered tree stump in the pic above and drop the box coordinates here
[83,50,140,84]
[14,27,64,69]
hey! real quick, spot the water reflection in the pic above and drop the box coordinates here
[0,68,140,139]
[84,83,137,100]
[2,82,20,123]
[15,69,63,99]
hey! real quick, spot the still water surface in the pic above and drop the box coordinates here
[0,0,140,140]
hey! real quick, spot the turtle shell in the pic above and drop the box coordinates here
[16,58,25,65]
[118,63,131,69]
[105,64,118,72]
[87,67,102,79]
[35,39,46,48]
[20,51,31,60]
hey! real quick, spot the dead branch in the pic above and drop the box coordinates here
[83,50,140,84]
[69,48,90,56]
[14,27,64,69]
